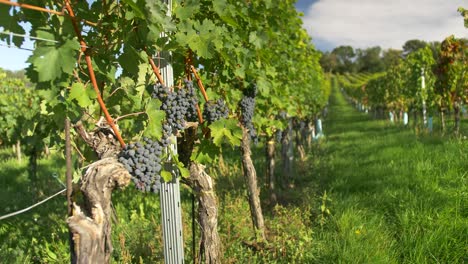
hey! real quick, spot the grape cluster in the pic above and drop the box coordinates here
[183,80,199,122]
[240,84,258,140]
[118,138,163,193]
[203,99,229,123]
[152,80,199,146]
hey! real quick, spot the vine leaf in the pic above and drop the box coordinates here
[68,83,96,108]
[28,39,80,82]
[209,119,242,147]
[121,0,145,19]
[161,170,172,182]
[143,100,165,140]
[174,0,200,20]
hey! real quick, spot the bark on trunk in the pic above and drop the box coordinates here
[413,109,418,129]
[15,140,22,162]
[178,125,223,263]
[265,138,277,205]
[280,129,289,187]
[69,122,131,264]
[68,158,131,264]
[295,129,305,161]
[189,163,222,264]
[307,122,315,149]
[240,125,266,241]
[440,109,446,133]
[29,147,37,183]
[454,101,461,135]
[281,120,294,186]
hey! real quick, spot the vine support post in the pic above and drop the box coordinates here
[158,1,185,263]
[421,67,427,127]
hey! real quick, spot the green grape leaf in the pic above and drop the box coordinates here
[11,23,26,47]
[143,100,165,140]
[118,46,146,76]
[174,0,199,20]
[161,170,172,182]
[208,118,242,147]
[249,31,262,49]
[28,39,80,82]
[191,139,220,164]
[0,5,10,29]
[121,0,145,19]
[68,83,95,108]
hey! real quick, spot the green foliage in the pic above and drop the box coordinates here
[434,35,468,110]
[458,7,468,28]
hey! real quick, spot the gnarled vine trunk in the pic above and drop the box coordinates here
[440,109,446,133]
[178,126,222,263]
[15,140,22,162]
[307,122,315,149]
[265,137,276,205]
[454,100,461,135]
[189,163,222,264]
[281,119,294,186]
[68,123,131,264]
[295,128,306,161]
[240,125,266,241]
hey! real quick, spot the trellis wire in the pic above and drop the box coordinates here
[0,189,66,221]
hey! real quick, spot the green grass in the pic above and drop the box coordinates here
[311,86,467,263]
[0,85,466,263]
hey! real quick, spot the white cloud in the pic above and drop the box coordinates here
[302,0,468,51]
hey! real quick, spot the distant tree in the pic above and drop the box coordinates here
[355,46,384,73]
[402,39,428,57]
[382,49,403,70]
[331,45,356,73]
[459,7,468,28]
[319,51,338,73]
[427,41,441,62]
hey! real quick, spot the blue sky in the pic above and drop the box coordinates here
[1,0,467,71]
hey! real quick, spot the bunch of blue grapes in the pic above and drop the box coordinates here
[152,80,199,147]
[183,80,199,122]
[118,138,163,193]
[240,84,258,140]
[203,99,229,123]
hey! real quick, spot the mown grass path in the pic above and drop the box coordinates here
[312,86,467,263]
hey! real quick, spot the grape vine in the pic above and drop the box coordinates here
[119,138,163,193]
[240,84,258,141]
[203,99,229,123]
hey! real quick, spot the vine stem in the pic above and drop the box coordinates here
[64,0,125,148]
[185,50,203,123]
[0,0,63,15]
[147,52,165,86]
[0,0,97,26]
[190,65,209,102]
[114,111,146,122]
